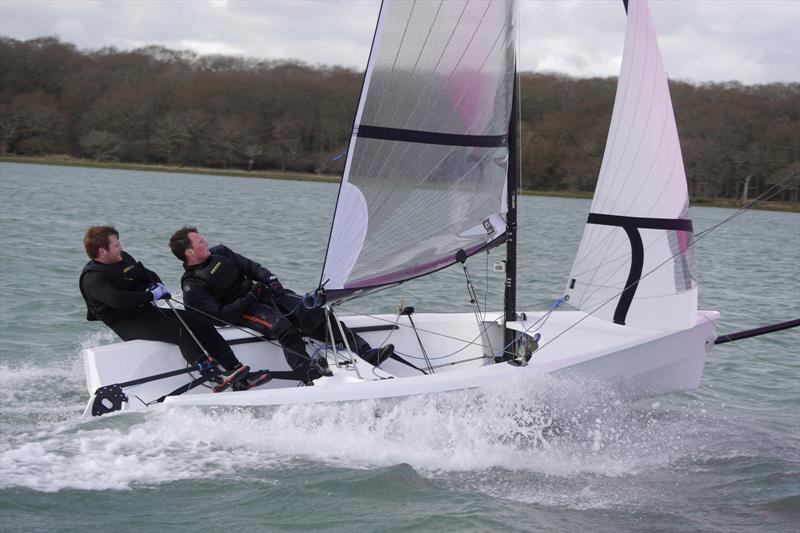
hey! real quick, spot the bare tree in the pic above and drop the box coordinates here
[0,105,18,154]
[149,110,209,165]
[8,91,67,154]
[269,117,302,171]
[242,144,263,171]
[80,130,122,161]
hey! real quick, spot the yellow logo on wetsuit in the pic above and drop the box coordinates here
[123,265,134,273]
[210,261,222,275]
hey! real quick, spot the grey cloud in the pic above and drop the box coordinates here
[0,0,796,83]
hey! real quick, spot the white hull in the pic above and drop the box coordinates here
[82,309,719,416]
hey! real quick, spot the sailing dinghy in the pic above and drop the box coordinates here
[83,0,722,416]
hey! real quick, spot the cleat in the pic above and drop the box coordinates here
[212,364,250,393]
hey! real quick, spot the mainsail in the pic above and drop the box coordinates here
[565,0,697,330]
[320,0,516,301]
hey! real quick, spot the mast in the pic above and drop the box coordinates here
[503,68,519,359]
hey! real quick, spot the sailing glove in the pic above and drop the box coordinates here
[250,282,270,301]
[266,275,285,297]
[148,282,171,301]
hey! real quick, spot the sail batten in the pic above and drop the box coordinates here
[321,0,516,302]
[357,125,507,147]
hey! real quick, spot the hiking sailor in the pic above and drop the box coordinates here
[168,227,394,385]
[79,225,264,392]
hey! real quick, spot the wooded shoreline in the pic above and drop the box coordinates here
[2,37,798,208]
[4,155,796,212]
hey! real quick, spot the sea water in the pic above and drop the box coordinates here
[0,162,798,532]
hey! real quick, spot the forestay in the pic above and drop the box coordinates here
[565,0,697,330]
[321,0,516,302]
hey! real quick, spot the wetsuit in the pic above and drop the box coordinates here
[180,245,372,378]
[79,251,239,370]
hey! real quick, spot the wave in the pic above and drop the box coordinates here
[0,371,716,496]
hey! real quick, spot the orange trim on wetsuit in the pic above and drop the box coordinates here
[242,313,273,328]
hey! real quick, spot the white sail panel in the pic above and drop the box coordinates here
[321,0,516,300]
[565,0,697,330]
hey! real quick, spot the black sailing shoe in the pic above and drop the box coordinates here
[312,356,333,377]
[363,344,395,366]
[212,364,250,393]
[232,370,272,391]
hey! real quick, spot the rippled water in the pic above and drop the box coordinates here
[1,162,798,531]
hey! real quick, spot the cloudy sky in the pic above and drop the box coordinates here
[1,0,798,84]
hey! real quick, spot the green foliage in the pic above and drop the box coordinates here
[0,36,797,201]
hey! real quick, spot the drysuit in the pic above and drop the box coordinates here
[79,251,239,370]
[180,245,373,380]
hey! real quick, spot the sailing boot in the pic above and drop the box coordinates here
[212,364,250,393]
[362,344,395,366]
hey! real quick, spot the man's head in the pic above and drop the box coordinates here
[84,226,122,264]
[170,226,210,265]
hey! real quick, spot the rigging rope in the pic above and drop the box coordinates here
[169,296,315,364]
[170,170,797,370]
[326,168,800,361]
[694,170,800,241]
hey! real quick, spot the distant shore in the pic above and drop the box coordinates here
[2,155,797,212]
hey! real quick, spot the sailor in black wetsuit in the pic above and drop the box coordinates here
[79,225,256,391]
[168,226,394,384]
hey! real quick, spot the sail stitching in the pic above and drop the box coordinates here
[360,1,492,221]
[371,4,511,197]
[371,0,418,125]
[343,2,512,292]
[574,3,690,322]
[323,0,515,302]
[362,1,467,185]
[608,53,662,215]
[366,1,511,222]
[642,129,681,214]
[319,0,388,290]
[581,5,649,293]
[606,11,659,215]
[331,234,508,299]
[347,149,506,290]
[384,0,445,129]
[376,0,507,183]
[360,0,420,192]
[595,0,641,212]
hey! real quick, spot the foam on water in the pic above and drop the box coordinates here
[0,331,115,418]
[0,360,714,500]
[0,409,287,492]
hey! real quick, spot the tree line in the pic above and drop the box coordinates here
[1,36,797,201]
